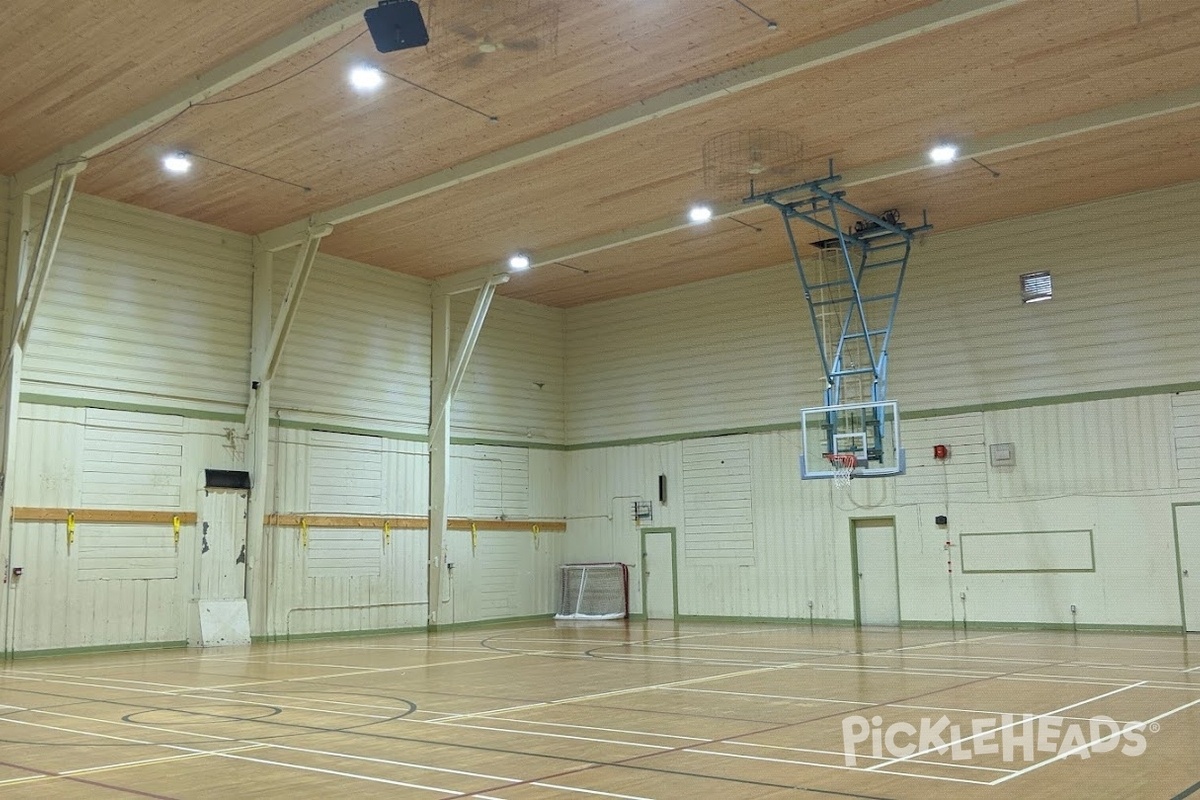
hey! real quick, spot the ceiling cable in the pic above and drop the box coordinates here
[380,69,498,122]
[186,152,312,192]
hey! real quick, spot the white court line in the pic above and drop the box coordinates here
[989,697,1200,786]
[1183,664,1200,674]
[720,740,1015,774]
[688,746,992,786]
[0,743,267,787]
[662,687,1140,725]
[890,633,1014,652]
[0,711,655,800]
[429,661,810,723]
[867,681,1147,771]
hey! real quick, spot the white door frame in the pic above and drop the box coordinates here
[850,516,901,627]
[640,527,678,621]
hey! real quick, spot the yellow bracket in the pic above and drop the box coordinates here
[383,519,391,546]
[470,521,478,555]
[300,517,309,548]
[172,515,181,546]
[531,523,541,548]
[66,511,75,547]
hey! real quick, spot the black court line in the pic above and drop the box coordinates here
[1173,779,1200,799]
[0,756,177,799]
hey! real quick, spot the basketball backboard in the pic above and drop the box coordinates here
[799,400,904,479]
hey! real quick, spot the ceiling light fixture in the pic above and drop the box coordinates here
[508,254,531,270]
[929,144,958,164]
[688,205,714,224]
[162,152,192,174]
[349,65,385,93]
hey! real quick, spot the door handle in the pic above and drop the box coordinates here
[858,572,864,579]
[1185,569,1191,577]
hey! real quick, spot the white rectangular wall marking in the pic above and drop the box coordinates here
[682,436,754,563]
[77,524,178,581]
[960,530,1095,574]
[306,529,382,578]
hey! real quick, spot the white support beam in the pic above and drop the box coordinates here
[426,271,505,627]
[431,263,512,296]
[838,83,1200,189]
[427,292,450,629]
[13,0,376,194]
[257,0,1024,251]
[524,84,1200,272]
[0,187,31,657]
[244,242,274,637]
[261,225,333,383]
[14,163,85,350]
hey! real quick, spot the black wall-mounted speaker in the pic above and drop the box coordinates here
[364,0,429,53]
[658,474,667,504]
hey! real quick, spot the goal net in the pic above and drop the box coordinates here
[555,563,629,620]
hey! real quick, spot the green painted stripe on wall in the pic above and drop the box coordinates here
[24,377,1200,452]
[6,640,189,660]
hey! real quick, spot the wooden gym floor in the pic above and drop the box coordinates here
[0,622,1197,799]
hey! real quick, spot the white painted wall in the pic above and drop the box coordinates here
[5,403,244,651]
[562,182,1200,630]
[567,182,1200,443]
[22,196,253,415]
[0,193,569,652]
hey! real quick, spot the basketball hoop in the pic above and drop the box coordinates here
[825,452,858,488]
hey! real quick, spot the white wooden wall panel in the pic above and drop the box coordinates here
[983,395,1174,498]
[565,182,1200,445]
[306,530,382,578]
[307,430,383,514]
[896,183,1200,410]
[450,295,565,444]
[896,414,988,504]
[564,412,1184,627]
[272,253,431,434]
[80,408,184,508]
[1172,391,1200,488]
[471,445,530,519]
[262,426,426,637]
[77,525,178,580]
[566,268,808,443]
[681,436,754,563]
[5,404,239,651]
[22,195,252,412]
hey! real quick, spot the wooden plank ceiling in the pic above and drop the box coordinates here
[3,0,1198,307]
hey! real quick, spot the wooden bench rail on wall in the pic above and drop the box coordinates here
[11,509,566,533]
[264,514,567,533]
[11,508,198,524]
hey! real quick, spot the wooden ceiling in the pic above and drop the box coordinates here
[4,0,1199,307]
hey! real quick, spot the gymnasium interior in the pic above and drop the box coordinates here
[0,1,1198,797]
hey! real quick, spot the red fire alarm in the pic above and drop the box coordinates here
[933,444,950,460]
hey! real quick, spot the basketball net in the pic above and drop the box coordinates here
[827,453,857,489]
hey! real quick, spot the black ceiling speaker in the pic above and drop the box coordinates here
[364,0,429,53]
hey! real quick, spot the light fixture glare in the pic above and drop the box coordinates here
[508,254,531,271]
[929,144,958,164]
[349,65,385,92]
[162,153,192,174]
[688,205,714,224]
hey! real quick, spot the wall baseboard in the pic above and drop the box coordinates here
[900,619,1183,635]
[5,640,188,661]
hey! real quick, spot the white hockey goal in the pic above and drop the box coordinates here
[555,563,629,620]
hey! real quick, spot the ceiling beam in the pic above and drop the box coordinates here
[257,0,1025,251]
[12,0,376,195]
[522,84,1200,272]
